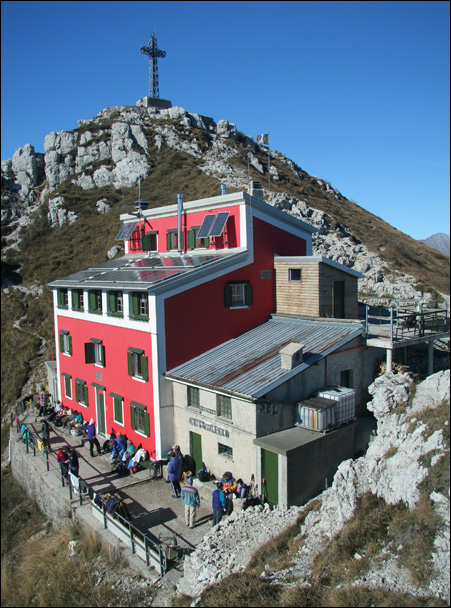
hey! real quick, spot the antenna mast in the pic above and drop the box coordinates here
[140,32,166,98]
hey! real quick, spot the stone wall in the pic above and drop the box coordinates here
[9,429,73,527]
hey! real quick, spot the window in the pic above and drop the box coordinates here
[108,291,124,317]
[130,401,150,436]
[85,338,105,366]
[59,330,72,355]
[217,394,232,419]
[88,290,103,314]
[166,229,184,251]
[131,292,149,321]
[187,386,200,408]
[218,443,233,459]
[75,378,88,406]
[62,373,72,399]
[127,347,149,381]
[224,281,253,308]
[187,227,209,249]
[289,268,302,282]
[111,392,124,425]
[142,231,158,252]
[72,289,84,311]
[57,289,68,309]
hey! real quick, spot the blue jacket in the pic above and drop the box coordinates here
[84,423,97,440]
[212,488,227,511]
[112,437,127,454]
[167,455,182,481]
[181,484,200,507]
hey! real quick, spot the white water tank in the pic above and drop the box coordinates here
[316,386,356,425]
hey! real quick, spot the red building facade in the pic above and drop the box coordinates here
[48,190,315,459]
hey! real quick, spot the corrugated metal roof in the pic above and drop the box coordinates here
[166,316,363,399]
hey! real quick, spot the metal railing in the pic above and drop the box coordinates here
[10,420,168,576]
[363,303,449,340]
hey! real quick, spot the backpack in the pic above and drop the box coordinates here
[197,468,210,482]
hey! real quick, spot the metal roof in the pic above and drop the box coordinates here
[47,249,248,292]
[166,316,363,400]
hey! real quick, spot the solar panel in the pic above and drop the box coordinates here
[115,222,138,241]
[197,214,216,239]
[209,211,229,237]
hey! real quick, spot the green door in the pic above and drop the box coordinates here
[190,432,202,473]
[96,390,106,435]
[262,449,279,506]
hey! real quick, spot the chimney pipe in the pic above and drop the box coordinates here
[177,193,183,252]
[220,184,227,195]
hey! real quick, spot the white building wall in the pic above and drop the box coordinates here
[172,382,258,483]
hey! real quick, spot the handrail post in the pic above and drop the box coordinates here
[390,307,393,342]
[129,525,135,554]
[365,305,369,334]
[144,536,149,567]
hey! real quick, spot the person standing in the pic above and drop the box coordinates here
[181,476,200,528]
[167,451,182,498]
[69,449,79,477]
[40,418,51,452]
[84,419,101,457]
[211,482,227,527]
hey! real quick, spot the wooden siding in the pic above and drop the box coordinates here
[275,261,320,316]
[318,265,359,319]
[275,261,359,319]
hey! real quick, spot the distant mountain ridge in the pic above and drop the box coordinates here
[420,233,450,257]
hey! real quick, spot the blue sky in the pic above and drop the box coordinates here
[1,0,449,240]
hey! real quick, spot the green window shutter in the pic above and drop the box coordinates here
[84,342,95,364]
[130,405,135,431]
[100,344,105,367]
[59,333,64,351]
[84,385,89,406]
[65,376,71,395]
[127,351,133,376]
[72,290,79,309]
[142,355,149,381]
[187,230,195,249]
[68,335,72,356]
[133,294,140,317]
[114,397,123,424]
[109,292,116,313]
[224,285,232,308]
[143,412,150,437]
[201,237,209,248]
[89,291,96,311]
[166,232,171,250]
[142,234,151,251]
[245,283,253,306]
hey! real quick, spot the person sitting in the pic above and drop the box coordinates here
[221,471,238,495]
[109,433,127,463]
[127,447,148,473]
[122,439,137,464]
[57,448,70,479]
[60,409,73,429]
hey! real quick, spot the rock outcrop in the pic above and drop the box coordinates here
[0,104,446,302]
[177,370,450,603]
